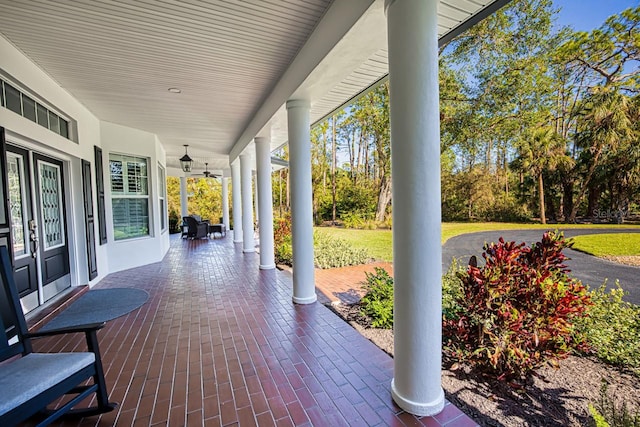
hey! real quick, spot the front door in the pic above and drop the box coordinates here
[33,153,70,302]
[4,142,70,312]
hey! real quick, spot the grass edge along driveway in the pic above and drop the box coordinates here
[317,223,640,262]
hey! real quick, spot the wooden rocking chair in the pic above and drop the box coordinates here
[0,246,116,426]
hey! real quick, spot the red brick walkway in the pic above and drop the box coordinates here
[315,262,394,304]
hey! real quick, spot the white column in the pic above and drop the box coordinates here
[255,136,275,270]
[286,99,316,304]
[180,176,188,218]
[386,0,444,416]
[231,160,243,243]
[240,153,255,253]
[222,176,230,232]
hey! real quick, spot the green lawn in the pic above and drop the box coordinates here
[571,233,640,257]
[316,228,393,261]
[316,223,640,262]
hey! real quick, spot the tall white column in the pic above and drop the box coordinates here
[386,0,444,416]
[286,99,316,304]
[240,153,255,253]
[180,176,188,218]
[255,136,275,270]
[231,160,243,243]
[222,176,230,232]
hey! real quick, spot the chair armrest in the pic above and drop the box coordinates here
[27,322,106,356]
[26,322,106,338]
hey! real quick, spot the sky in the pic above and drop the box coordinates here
[553,0,639,31]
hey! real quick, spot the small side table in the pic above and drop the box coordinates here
[208,224,226,238]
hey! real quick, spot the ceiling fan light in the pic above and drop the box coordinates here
[203,162,210,177]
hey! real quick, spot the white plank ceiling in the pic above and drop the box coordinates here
[0,0,506,175]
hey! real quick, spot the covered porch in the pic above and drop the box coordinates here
[1,0,511,420]
[29,235,473,426]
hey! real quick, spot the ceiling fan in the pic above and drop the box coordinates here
[192,163,220,178]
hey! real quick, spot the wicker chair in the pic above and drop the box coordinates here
[182,216,208,239]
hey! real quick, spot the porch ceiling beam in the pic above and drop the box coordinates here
[228,0,375,163]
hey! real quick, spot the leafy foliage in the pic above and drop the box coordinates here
[359,267,394,329]
[358,260,465,330]
[273,216,370,268]
[576,283,640,374]
[166,176,222,224]
[274,214,293,265]
[442,259,464,320]
[443,231,591,380]
[168,209,181,234]
[313,232,370,269]
[590,380,640,427]
[341,212,368,229]
[590,404,611,427]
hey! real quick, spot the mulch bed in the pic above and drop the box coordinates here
[330,303,640,427]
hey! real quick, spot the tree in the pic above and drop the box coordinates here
[367,84,392,221]
[166,176,223,225]
[568,87,634,221]
[515,126,570,224]
[557,6,640,221]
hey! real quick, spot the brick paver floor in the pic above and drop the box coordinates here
[314,263,394,305]
[28,235,476,426]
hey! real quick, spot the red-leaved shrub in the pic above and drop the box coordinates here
[443,231,591,380]
[273,214,292,265]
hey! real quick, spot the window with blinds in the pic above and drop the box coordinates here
[109,154,149,240]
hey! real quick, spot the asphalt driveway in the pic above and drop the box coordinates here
[442,228,640,305]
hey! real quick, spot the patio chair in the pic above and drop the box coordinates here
[0,245,116,426]
[182,216,208,239]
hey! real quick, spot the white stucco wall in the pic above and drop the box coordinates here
[1,34,169,284]
[100,121,169,273]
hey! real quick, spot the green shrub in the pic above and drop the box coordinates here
[275,237,293,266]
[590,404,611,427]
[359,267,394,329]
[382,216,393,229]
[313,231,371,269]
[273,221,370,268]
[341,212,367,229]
[169,209,181,234]
[363,220,378,230]
[589,380,640,427]
[358,261,465,330]
[442,259,464,319]
[443,231,592,380]
[576,283,640,375]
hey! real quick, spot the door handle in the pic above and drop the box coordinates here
[29,220,38,258]
[30,232,38,258]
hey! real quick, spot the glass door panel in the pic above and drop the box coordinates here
[5,146,38,305]
[38,161,64,250]
[7,153,29,257]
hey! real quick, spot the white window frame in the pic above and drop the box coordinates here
[158,163,167,232]
[109,153,150,241]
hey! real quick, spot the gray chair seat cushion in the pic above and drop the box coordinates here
[0,352,95,416]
